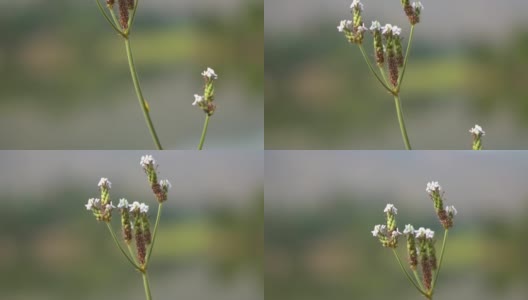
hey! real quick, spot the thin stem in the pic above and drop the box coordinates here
[105,222,141,270]
[127,0,140,34]
[413,269,425,292]
[124,38,164,149]
[95,0,125,37]
[127,243,139,265]
[197,115,211,150]
[393,94,412,150]
[141,271,153,300]
[396,25,415,92]
[358,45,395,95]
[377,65,390,87]
[392,249,428,297]
[145,203,163,265]
[431,229,449,292]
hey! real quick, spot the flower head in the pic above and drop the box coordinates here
[391,228,402,238]
[160,179,172,190]
[350,0,364,12]
[446,205,457,216]
[192,94,204,106]
[371,224,387,237]
[426,181,442,195]
[337,20,353,32]
[117,198,129,209]
[415,227,434,239]
[469,124,485,136]
[384,204,398,214]
[140,155,155,168]
[139,203,149,214]
[357,25,368,33]
[129,201,141,212]
[98,178,111,189]
[370,20,381,31]
[85,198,99,210]
[403,224,415,235]
[201,67,218,80]
[412,1,424,11]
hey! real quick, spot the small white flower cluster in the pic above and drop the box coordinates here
[192,94,204,106]
[350,0,364,11]
[414,227,434,239]
[140,155,155,169]
[371,224,401,238]
[469,124,485,136]
[370,20,381,31]
[425,181,442,195]
[381,24,402,36]
[201,67,218,80]
[85,198,115,211]
[160,179,172,190]
[446,205,457,216]
[412,1,424,11]
[123,200,149,214]
[98,177,112,189]
[384,203,398,214]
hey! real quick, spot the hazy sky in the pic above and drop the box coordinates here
[265,151,528,219]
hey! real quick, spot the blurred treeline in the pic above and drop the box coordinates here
[0,188,263,300]
[265,22,528,149]
[265,195,527,300]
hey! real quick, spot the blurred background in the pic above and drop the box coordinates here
[265,151,527,300]
[0,151,263,300]
[0,0,263,149]
[265,0,528,149]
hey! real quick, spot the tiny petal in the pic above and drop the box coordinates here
[415,227,426,238]
[85,198,96,210]
[192,94,204,106]
[403,224,415,235]
[426,181,442,195]
[129,201,141,212]
[370,20,381,31]
[201,67,218,80]
[117,198,129,209]
[350,0,364,11]
[140,155,155,168]
[106,202,116,211]
[392,26,402,36]
[371,224,386,237]
[381,24,393,35]
[446,205,457,216]
[160,179,172,190]
[357,25,368,33]
[412,1,424,11]
[139,203,149,214]
[392,229,402,238]
[98,177,111,189]
[469,124,485,136]
[425,229,435,239]
[383,203,398,214]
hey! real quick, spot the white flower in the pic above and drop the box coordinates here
[415,227,434,239]
[370,20,381,31]
[160,179,172,190]
[469,124,485,136]
[381,24,402,36]
[371,224,387,237]
[129,201,141,212]
[105,202,116,211]
[357,25,368,33]
[140,155,155,168]
[425,229,434,239]
[412,1,424,11]
[117,198,129,209]
[192,94,204,106]
[139,203,149,214]
[391,229,402,238]
[414,227,426,238]
[350,0,364,11]
[201,67,218,80]
[98,177,111,189]
[383,203,398,214]
[391,26,402,36]
[446,205,457,216]
[403,224,415,235]
[337,20,353,32]
[426,181,442,195]
[381,24,393,35]
[85,198,99,210]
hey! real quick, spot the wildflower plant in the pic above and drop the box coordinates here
[338,1,485,150]
[85,155,171,300]
[95,0,219,150]
[371,181,457,299]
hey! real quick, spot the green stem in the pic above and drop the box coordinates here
[430,229,449,292]
[124,38,163,150]
[141,271,153,300]
[145,203,163,265]
[126,0,140,34]
[358,45,395,95]
[127,243,139,265]
[392,249,428,297]
[393,94,412,150]
[396,25,415,92]
[197,115,211,150]
[413,269,425,292]
[105,222,140,270]
[377,65,390,87]
[95,0,125,37]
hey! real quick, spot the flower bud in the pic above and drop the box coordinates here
[469,124,485,150]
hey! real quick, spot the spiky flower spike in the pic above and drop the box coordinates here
[382,24,402,86]
[401,0,423,25]
[469,124,485,150]
[370,21,384,65]
[403,224,418,270]
[118,198,133,243]
[416,227,434,290]
[130,201,148,265]
[140,155,169,203]
[426,181,456,229]
[117,0,129,30]
[371,204,402,248]
[192,67,219,116]
[98,178,115,222]
[337,1,367,44]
